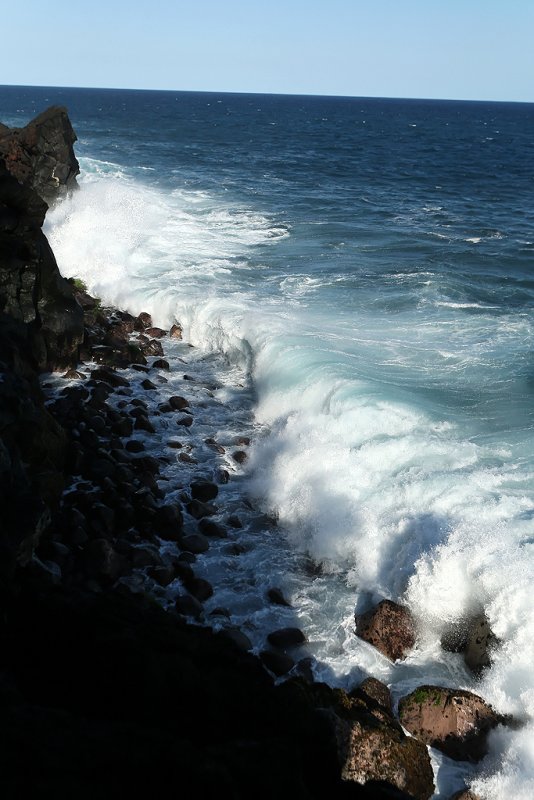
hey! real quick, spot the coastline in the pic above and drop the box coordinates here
[0,104,512,799]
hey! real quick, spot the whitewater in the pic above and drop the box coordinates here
[4,87,533,798]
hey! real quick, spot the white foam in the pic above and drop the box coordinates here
[45,167,534,798]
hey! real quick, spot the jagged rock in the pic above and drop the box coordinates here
[0,160,83,370]
[450,790,481,800]
[353,678,393,716]
[330,706,434,800]
[169,323,182,338]
[398,685,507,762]
[0,106,79,205]
[145,327,166,338]
[442,613,495,674]
[355,599,416,661]
[134,312,152,331]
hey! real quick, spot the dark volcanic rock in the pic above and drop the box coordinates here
[0,106,79,205]
[398,685,506,762]
[190,479,219,502]
[267,627,306,650]
[0,160,83,370]
[355,599,416,662]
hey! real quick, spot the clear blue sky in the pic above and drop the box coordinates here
[3,0,533,102]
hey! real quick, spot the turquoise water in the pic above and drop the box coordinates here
[2,86,534,798]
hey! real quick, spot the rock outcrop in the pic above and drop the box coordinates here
[355,599,416,661]
[0,105,79,205]
[398,685,507,762]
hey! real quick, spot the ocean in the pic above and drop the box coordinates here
[1,85,534,798]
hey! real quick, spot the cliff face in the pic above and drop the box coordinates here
[0,108,83,601]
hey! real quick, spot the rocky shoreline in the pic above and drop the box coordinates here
[0,107,506,799]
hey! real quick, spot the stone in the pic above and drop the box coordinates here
[267,587,291,607]
[180,533,210,555]
[147,565,175,587]
[145,327,166,338]
[398,685,506,762]
[91,367,130,389]
[186,499,217,519]
[260,650,295,676]
[198,519,226,538]
[174,593,203,619]
[190,479,219,502]
[134,312,152,331]
[442,614,495,674]
[354,677,393,715]
[204,437,225,454]
[217,627,253,652]
[141,379,157,390]
[176,415,193,428]
[226,514,242,528]
[331,709,434,800]
[152,359,169,370]
[169,395,189,410]
[169,323,182,339]
[232,450,247,464]
[450,790,481,800]
[267,627,306,649]
[355,599,416,661]
[184,577,213,601]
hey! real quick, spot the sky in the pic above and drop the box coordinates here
[2,0,533,102]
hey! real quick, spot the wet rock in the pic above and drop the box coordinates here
[169,323,182,339]
[184,576,213,601]
[134,312,152,331]
[152,359,169,370]
[174,593,203,619]
[186,499,217,519]
[267,627,306,650]
[179,452,198,464]
[134,416,156,434]
[267,587,292,607]
[232,450,247,464]
[166,440,183,449]
[260,650,295,676]
[91,367,130,389]
[169,395,189,410]
[81,539,123,583]
[141,339,164,357]
[180,533,210,555]
[176,415,193,428]
[354,677,393,715]
[145,327,166,338]
[217,627,253,652]
[153,504,183,541]
[198,519,226,538]
[125,440,145,453]
[216,468,230,484]
[330,708,434,800]
[398,685,507,762]
[147,565,175,587]
[204,437,225,454]
[190,479,219,502]
[442,614,495,674]
[355,599,416,662]
[141,379,157,390]
[450,790,481,800]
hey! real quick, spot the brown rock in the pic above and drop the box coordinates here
[145,327,166,338]
[332,711,434,800]
[134,312,152,331]
[169,395,190,410]
[152,359,169,370]
[169,323,182,339]
[354,677,393,715]
[355,599,415,661]
[232,450,247,464]
[450,790,481,800]
[398,685,506,762]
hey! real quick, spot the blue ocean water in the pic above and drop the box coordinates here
[2,86,534,798]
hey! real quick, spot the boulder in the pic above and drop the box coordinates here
[169,323,182,339]
[190,479,219,502]
[330,709,434,800]
[355,599,415,661]
[267,627,306,649]
[398,685,506,762]
[441,613,495,674]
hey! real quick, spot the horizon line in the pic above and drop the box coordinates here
[1,82,533,107]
